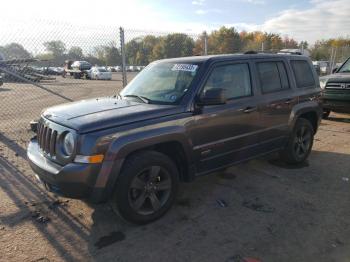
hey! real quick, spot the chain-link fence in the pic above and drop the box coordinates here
[0,23,205,161]
[1,20,350,161]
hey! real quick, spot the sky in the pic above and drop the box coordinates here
[1,0,350,50]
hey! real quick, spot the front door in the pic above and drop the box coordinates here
[188,62,264,174]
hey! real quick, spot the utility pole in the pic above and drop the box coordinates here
[120,27,127,87]
[203,31,208,56]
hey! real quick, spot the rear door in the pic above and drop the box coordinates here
[254,59,297,150]
[289,59,319,104]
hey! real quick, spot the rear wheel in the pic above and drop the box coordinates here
[111,151,179,224]
[279,118,314,164]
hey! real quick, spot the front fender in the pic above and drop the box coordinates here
[90,125,193,202]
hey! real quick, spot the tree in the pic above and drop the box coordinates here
[43,40,66,57]
[126,38,143,65]
[193,32,207,55]
[208,26,241,54]
[104,42,121,65]
[68,46,84,60]
[299,41,309,50]
[162,33,195,58]
[282,36,298,49]
[0,43,31,59]
[93,42,121,65]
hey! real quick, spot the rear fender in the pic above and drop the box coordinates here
[288,100,322,132]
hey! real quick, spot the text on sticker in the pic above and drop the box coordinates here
[172,64,198,72]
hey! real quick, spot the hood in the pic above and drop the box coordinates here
[320,72,350,83]
[42,97,183,133]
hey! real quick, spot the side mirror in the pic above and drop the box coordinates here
[332,67,338,74]
[198,88,227,106]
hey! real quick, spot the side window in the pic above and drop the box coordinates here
[290,60,315,88]
[257,61,290,93]
[203,63,252,99]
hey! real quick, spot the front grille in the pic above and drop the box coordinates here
[37,121,58,157]
[326,82,350,89]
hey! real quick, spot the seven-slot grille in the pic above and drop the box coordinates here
[326,82,350,89]
[37,121,58,156]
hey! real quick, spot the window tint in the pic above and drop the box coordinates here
[291,60,315,88]
[257,61,289,93]
[203,63,252,99]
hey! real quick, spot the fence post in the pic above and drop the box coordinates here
[203,31,208,56]
[120,27,127,87]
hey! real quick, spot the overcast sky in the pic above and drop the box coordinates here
[1,0,350,49]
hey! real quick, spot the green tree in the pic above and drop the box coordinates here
[208,26,241,54]
[68,46,84,60]
[126,38,143,65]
[162,33,195,58]
[0,43,31,59]
[93,42,121,65]
[193,32,207,55]
[43,40,66,57]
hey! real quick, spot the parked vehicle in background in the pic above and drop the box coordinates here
[107,66,117,72]
[27,54,322,224]
[320,56,350,117]
[90,67,112,80]
[313,61,330,75]
[62,60,92,79]
[312,62,321,76]
[71,61,92,71]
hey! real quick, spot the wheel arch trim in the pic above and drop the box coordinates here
[90,126,193,202]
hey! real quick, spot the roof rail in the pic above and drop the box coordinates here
[244,51,258,54]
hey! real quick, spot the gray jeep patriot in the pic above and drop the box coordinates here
[27,54,322,224]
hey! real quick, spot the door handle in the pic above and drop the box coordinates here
[239,106,257,113]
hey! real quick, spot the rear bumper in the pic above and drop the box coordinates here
[27,139,101,199]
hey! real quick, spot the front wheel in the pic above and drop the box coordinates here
[111,151,179,224]
[279,118,314,164]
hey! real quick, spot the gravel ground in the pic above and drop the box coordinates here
[0,75,350,262]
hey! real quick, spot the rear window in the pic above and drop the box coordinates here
[291,60,315,88]
[257,61,290,93]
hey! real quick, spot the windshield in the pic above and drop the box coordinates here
[338,58,350,73]
[120,62,200,104]
[97,68,108,72]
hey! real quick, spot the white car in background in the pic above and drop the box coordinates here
[90,67,112,80]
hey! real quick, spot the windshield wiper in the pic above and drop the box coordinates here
[123,94,150,104]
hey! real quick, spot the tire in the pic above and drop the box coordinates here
[111,151,179,224]
[322,110,331,119]
[279,118,314,164]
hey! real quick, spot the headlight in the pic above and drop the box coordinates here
[62,132,75,156]
[319,79,327,89]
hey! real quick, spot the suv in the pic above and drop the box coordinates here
[320,57,350,118]
[27,54,322,224]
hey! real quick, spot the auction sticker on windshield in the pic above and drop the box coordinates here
[172,64,198,72]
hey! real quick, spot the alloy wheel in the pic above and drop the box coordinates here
[128,166,172,215]
[293,125,312,159]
